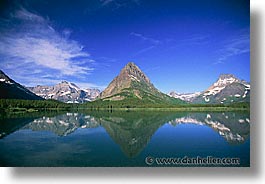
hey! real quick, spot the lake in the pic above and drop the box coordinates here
[0,111,250,167]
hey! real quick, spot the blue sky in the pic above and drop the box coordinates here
[0,0,250,93]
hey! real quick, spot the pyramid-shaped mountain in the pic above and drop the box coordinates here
[0,70,43,100]
[99,62,184,104]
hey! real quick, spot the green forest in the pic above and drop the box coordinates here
[0,99,73,113]
[0,98,249,114]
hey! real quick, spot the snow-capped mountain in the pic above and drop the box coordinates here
[169,74,250,104]
[0,70,43,100]
[202,74,241,97]
[83,88,101,100]
[28,81,100,103]
[168,91,201,102]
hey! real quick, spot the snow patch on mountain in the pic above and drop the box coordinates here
[0,70,43,100]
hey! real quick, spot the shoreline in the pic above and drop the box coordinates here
[77,107,249,112]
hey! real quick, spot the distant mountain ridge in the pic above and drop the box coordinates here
[28,81,100,103]
[169,74,250,104]
[0,70,43,100]
[168,92,201,102]
[1,66,250,105]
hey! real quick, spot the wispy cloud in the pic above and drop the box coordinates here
[100,0,115,6]
[100,0,140,9]
[214,31,249,64]
[179,35,209,45]
[143,66,161,73]
[130,32,161,55]
[94,56,118,68]
[75,82,107,91]
[130,32,161,45]
[134,46,156,56]
[169,34,210,49]
[0,8,94,84]
[138,34,211,55]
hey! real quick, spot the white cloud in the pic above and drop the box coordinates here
[0,8,94,76]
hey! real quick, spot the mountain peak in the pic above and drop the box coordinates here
[59,81,79,88]
[100,62,143,98]
[0,70,43,100]
[125,61,136,67]
[99,62,153,99]
[61,80,68,84]
[124,62,139,72]
[218,74,237,80]
[0,70,14,85]
[0,70,11,81]
[214,74,239,87]
[0,70,5,75]
[122,62,150,84]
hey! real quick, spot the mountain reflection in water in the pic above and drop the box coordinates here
[0,111,250,158]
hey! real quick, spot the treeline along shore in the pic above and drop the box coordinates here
[0,99,250,114]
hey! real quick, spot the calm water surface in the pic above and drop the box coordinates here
[0,111,250,167]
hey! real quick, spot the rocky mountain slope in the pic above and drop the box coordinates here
[99,62,184,104]
[0,70,43,100]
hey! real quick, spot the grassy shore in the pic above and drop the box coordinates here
[77,106,249,112]
[4,107,70,113]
